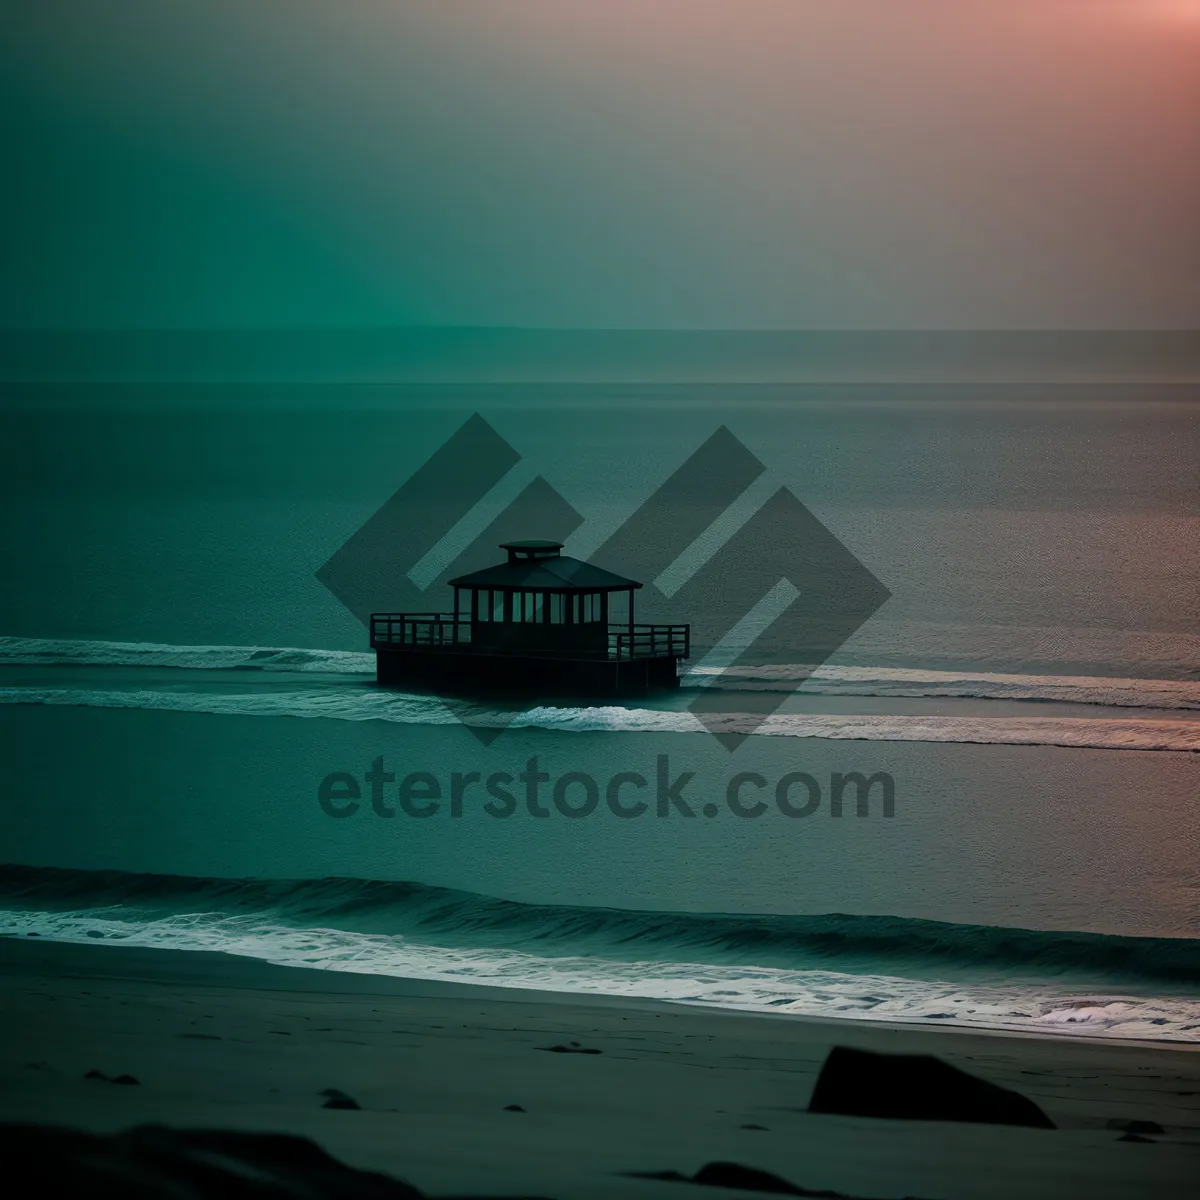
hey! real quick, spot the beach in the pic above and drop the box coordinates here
[6,0,1200,1191]
[2,937,1197,1199]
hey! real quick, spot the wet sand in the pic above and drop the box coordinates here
[1,937,1197,1199]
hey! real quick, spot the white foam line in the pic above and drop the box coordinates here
[2,688,1197,751]
[3,910,1196,1043]
[2,637,1198,711]
[0,636,375,674]
[680,662,1200,709]
[696,663,1200,691]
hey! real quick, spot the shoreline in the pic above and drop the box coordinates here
[3,937,1198,1198]
[5,935,1200,1052]
[4,932,1199,1050]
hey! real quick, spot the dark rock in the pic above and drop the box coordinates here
[319,1088,361,1111]
[0,1123,425,1198]
[1118,1132,1156,1143]
[693,1162,811,1194]
[808,1046,1054,1129]
[625,1160,934,1198]
[85,1069,139,1084]
[739,1124,769,1131]
[177,1033,222,1041]
[503,1104,526,1112]
[1106,1118,1164,1135]
[539,1044,601,1054]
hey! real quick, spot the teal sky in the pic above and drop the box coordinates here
[3,1,1198,329]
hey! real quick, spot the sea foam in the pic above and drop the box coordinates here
[1,866,1197,1043]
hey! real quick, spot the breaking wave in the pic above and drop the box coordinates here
[0,636,377,675]
[3,636,1198,710]
[1,866,1197,1043]
[3,637,1197,750]
[2,685,1197,751]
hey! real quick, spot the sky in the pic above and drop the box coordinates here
[2,0,1198,329]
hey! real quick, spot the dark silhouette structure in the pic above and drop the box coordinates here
[371,540,689,697]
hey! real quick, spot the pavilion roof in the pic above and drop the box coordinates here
[447,554,641,592]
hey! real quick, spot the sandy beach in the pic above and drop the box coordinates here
[1,937,1196,1199]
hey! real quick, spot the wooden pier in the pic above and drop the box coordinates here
[370,540,689,698]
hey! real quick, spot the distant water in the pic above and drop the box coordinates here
[2,386,1197,1042]
[2,389,1197,682]
[2,864,1198,1043]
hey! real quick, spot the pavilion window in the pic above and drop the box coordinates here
[474,590,506,622]
[515,591,544,623]
[549,594,565,624]
[575,593,600,623]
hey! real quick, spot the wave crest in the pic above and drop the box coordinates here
[3,866,1198,1042]
[3,685,1197,751]
[4,637,1198,709]
[2,864,1197,986]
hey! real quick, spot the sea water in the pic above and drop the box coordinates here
[1,385,1197,1040]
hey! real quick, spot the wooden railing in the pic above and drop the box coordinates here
[370,613,470,648]
[609,624,690,661]
[370,614,689,660]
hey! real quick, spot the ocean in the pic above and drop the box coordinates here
[1,381,1197,1042]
